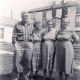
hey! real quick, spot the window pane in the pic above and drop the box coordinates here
[0,28,4,39]
[76,6,80,14]
[62,7,68,18]
[75,16,80,27]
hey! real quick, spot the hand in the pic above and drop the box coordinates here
[26,42,33,49]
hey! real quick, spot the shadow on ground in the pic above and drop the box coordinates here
[0,72,74,80]
[0,73,12,80]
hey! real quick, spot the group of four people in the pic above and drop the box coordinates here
[12,11,79,80]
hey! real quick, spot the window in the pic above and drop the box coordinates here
[43,10,46,19]
[75,16,80,27]
[75,5,80,27]
[76,5,80,14]
[0,28,4,39]
[62,7,68,18]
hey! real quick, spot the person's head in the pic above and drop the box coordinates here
[34,21,42,30]
[21,11,28,22]
[47,19,55,31]
[61,18,69,29]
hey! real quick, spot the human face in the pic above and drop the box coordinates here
[62,21,69,29]
[21,13,28,22]
[48,21,53,30]
[36,22,42,30]
[61,18,69,29]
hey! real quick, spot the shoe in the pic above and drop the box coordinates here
[13,78,18,80]
[29,72,34,78]
[37,70,44,77]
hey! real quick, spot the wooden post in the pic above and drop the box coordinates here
[42,10,47,28]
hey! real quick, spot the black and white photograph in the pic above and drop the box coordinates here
[0,0,80,80]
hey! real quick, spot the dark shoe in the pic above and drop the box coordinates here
[49,77,55,80]
[13,78,18,80]
[23,77,29,80]
[29,72,34,78]
[37,70,44,77]
[18,73,24,80]
[65,74,69,80]
[23,73,30,80]
[18,78,24,80]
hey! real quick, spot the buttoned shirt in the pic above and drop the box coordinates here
[12,21,33,44]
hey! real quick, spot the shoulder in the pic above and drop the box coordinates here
[71,31,78,37]
[51,28,56,33]
[28,23,34,30]
[14,21,22,27]
[42,28,47,34]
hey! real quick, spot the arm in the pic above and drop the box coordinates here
[12,24,17,44]
[71,32,80,43]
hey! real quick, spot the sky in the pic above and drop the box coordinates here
[0,0,77,20]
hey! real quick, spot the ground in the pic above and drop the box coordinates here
[0,42,80,80]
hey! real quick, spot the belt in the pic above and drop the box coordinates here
[56,39,71,42]
[17,39,33,42]
[43,39,55,42]
[33,40,42,42]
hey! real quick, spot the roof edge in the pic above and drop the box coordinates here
[28,1,77,13]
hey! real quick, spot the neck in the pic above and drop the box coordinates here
[35,29,41,32]
[61,28,67,31]
[48,28,52,32]
[22,20,28,25]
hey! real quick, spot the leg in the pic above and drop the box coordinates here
[49,71,53,80]
[65,74,69,80]
[12,51,18,80]
[23,42,33,80]
[43,69,46,80]
[59,72,63,80]
[26,42,33,71]
[18,72,24,80]
[12,42,24,80]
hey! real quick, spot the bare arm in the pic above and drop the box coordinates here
[12,24,17,44]
[71,32,80,43]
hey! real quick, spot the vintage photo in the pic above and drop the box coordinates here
[0,0,80,80]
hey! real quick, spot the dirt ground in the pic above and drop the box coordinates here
[0,72,74,80]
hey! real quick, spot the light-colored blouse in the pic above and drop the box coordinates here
[43,28,56,40]
[57,30,79,42]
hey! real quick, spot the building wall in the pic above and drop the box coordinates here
[28,6,77,31]
[46,10,52,20]
[0,25,13,43]
[55,9,62,31]
[0,25,14,74]
[68,7,76,31]
[35,12,43,22]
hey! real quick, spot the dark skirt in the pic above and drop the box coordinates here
[56,41,74,74]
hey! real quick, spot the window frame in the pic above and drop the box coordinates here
[0,28,4,39]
